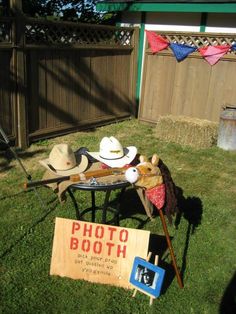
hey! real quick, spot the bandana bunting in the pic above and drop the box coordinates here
[145,31,234,65]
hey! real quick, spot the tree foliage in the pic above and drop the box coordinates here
[21,0,117,24]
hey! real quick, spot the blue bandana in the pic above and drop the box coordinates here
[170,43,197,62]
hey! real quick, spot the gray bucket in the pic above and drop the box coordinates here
[217,105,236,150]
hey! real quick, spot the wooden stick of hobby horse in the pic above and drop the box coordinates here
[158,208,184,288]
[23,167,126,189]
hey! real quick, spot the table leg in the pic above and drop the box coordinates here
[102,190,111,224]
[67,188,80,219]
[91,191,96,222]
[116,187,126,225]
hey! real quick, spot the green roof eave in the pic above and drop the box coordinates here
[96,3,236,13]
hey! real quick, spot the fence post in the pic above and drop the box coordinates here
[10,0,28,148]
[130,27,140,117]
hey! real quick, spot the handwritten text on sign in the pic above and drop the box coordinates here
[50,217,150,289]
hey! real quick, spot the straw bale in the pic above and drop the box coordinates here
[155,115,218,149]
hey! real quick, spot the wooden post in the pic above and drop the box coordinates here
[10,0,28,148]
[149,255,159,306]
[130,26,140,116]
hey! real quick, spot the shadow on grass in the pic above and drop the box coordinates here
[0,191,58,259]
[119,188,151,229]
[175,187,203,284]
[220,271,236,314]
[148,234,176,294]
[0,144,48,174]
[0,143,14,171]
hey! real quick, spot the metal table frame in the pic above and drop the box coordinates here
[68,180,130,225]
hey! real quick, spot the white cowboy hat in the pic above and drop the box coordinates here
[87,136,137,168]
[39,143,88,176]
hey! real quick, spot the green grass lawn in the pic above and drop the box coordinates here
[0,119,235,314]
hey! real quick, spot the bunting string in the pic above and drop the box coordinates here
[145,30,236,66]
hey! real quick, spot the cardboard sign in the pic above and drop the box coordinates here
[50,217,150,289]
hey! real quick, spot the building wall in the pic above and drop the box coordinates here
[144,12,201,32]
[206,13,236,33]
[120,12,236,33]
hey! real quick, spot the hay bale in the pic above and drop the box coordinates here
[155,115,218,149]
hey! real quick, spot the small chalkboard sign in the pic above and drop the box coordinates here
[129,256,165,298]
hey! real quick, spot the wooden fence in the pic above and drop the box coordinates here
[0,14,138,147]
[139,31,236,124]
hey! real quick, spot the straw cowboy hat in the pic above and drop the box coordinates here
[39,143,88,176]
[87,136,137,168]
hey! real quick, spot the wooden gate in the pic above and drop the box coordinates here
[139,31,236,124]
[25,19,138,142]
[0,14,138,147]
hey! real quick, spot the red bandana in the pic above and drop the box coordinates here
[145,184,166,210]
[100,163,131,169]
[198,45,230,65]
[145,31,169,53]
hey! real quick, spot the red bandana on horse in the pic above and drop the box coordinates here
[145,183,166,210]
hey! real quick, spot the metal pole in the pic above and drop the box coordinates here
[0,123,47,210]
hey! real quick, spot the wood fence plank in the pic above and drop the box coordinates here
[140,52,236,123]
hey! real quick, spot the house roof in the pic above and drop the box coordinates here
[96,1,236,13]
